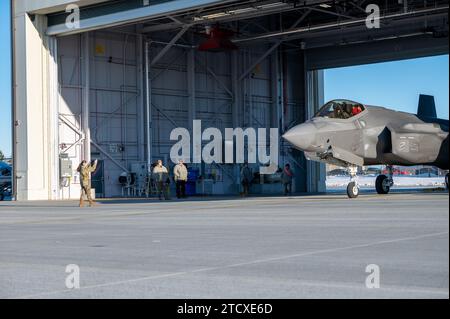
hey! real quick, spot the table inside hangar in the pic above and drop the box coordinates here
[12,0,449,200]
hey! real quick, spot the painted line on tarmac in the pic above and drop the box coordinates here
[15,230,449,299]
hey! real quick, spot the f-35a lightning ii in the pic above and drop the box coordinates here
[283,95,449,198]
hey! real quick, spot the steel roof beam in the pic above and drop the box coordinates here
[239,9,312,81]
[233,5,449,43]
[47,0,237,36]
[151,25,191,67]
[140,0,299,34]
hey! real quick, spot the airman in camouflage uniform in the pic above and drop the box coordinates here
[77,159,98,207]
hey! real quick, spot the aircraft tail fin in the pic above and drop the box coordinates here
[417,94,437,119]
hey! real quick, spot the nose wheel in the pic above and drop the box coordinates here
[347,181,360,198]
[346,166,360,198]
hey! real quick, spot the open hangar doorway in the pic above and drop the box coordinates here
[322,55,449,193]
[13,0,448,200]
[52,0,317,199]
[55,23,308,199]
[52,0,449,199]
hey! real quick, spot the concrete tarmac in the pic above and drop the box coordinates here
[0,192,448,299]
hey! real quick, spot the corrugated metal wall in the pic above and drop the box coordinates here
[57,29,282,197]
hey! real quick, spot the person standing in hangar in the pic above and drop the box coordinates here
[77,159,98,207]
[153,160,171,200]
[281,163,295,196]
[174,159,188,199]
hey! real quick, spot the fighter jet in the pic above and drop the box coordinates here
[283,95,449,198]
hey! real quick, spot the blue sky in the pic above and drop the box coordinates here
[0,0,11,158]
[325,55,449,119]
[0,0,448,158]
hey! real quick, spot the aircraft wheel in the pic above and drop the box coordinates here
[376,175,390,194]
[347,182,359,198]
[445,173,449,190]
[0,193,4,201]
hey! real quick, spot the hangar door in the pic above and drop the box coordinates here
[52,1,287,198]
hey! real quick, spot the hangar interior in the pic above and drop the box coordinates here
[13,0,449,200]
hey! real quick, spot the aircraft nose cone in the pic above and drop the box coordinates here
[282,123,316,152]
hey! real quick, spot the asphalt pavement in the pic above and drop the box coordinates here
[0,192,448,299]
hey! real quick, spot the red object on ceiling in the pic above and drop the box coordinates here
[198,26,238,52]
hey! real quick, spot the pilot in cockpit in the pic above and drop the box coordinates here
[335,102,351,119]
[352,104,363,116]
[316,100,365,120]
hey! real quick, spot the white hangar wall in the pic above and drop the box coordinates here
[12,13,59,200]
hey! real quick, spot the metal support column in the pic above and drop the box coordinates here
[271,48,281,168]
[136,30,145,162]
[231,51,240,188]
[82,32,91,163]
[306,69,326,193]
[187,48,196,127]
[278,50,285,133]
[48,36,60,200]
[145,41,152,167]
[231,51,239,127]
[187,43,197,163]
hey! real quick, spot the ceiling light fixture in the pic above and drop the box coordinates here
[228,7,258,14]
[257,2,289,10]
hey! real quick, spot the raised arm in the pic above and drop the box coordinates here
[89,160,98,173]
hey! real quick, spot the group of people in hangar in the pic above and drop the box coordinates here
[77,159,296,207]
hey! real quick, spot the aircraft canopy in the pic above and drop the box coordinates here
[315,100,365,119]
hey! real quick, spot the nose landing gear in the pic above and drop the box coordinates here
[376,165,394,195]
[346,165,360,198]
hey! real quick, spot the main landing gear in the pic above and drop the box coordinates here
[376,165,394,195]
[345,165,396,198]
[346,165,360,198]
[445,173,449,191]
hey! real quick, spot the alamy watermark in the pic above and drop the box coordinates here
[365,4,381,29]
[170,120,279,174]
[65,264,80,289]
[65,3,383,31]
[65,1,152,30]
[365,264,381,289]
[65,4,80,30]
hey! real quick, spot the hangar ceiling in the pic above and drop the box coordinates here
[47,0,449,39]
[47,0,449,68]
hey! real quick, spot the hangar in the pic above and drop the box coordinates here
[11,0,449,200]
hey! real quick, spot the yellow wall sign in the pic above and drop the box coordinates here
[95,44,105,56]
